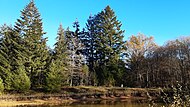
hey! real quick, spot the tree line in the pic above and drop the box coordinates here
[0,1,190,92]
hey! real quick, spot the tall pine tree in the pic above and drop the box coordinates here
[83,6,126,86]
[14,0,48,90]
[45,24,68,92]
[97,6,125,64]
[0,25,13,90]
[65,21,86,86]
[80,15,101,85]
[0,25,30,91]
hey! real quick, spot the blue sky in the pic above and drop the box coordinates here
[0,0,190,48]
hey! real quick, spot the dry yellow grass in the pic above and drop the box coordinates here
[0,100,44,106]
[0,99,75,106]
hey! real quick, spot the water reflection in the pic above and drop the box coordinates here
[18,100,163,107]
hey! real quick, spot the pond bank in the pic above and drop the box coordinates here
[0,86,162,106]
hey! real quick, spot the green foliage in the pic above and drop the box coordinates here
[65,22,86,86]
[86,6,126,86]
[14,0,48,90]
[0,25,13,90]
[82,64,89,75]
[0,63,12,90]
[45,24,68,92]
[53,24,68,73]
[0,78,4,93]
[96,6,125,63]
[12,65,31,92]
[45,60,62,92]
[1,1,128,92]
[0,25,31,92]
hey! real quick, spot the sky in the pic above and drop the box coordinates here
[0,0,190,48]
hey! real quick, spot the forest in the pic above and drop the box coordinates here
[0,1,190,92]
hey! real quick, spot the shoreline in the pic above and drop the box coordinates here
[0,96,152,107]
[0,86,162,106]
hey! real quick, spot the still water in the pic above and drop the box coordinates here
[66,103,150,107]
[21,100,164,107]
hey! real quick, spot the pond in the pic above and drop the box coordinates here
[20,100,165,107]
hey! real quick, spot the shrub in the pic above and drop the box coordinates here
[0,78,4,93]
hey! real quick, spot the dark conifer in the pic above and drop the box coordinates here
[0,25,30,91]
[14,0,48,90]
[45,24,68,91]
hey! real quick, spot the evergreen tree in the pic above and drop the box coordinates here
[0,25,30,91]
[54,24,68,66]
[54,24,68,81]
[14,0,48,90]
[45,60,62,92]
[45,24,67,91]
[81,15,101,85]
[65,21,86,86]
[96,6,125,64]
[85,6,126,86]
[0,25,13,90]
[12,65,31,92]
[65,27,75,86]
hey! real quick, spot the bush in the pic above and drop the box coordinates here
[45,61,62,92]
[0,78,4,93]
[45,72,62,92]
[12,67,31,92]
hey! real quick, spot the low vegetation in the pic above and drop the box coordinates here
[0,86,161,106]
